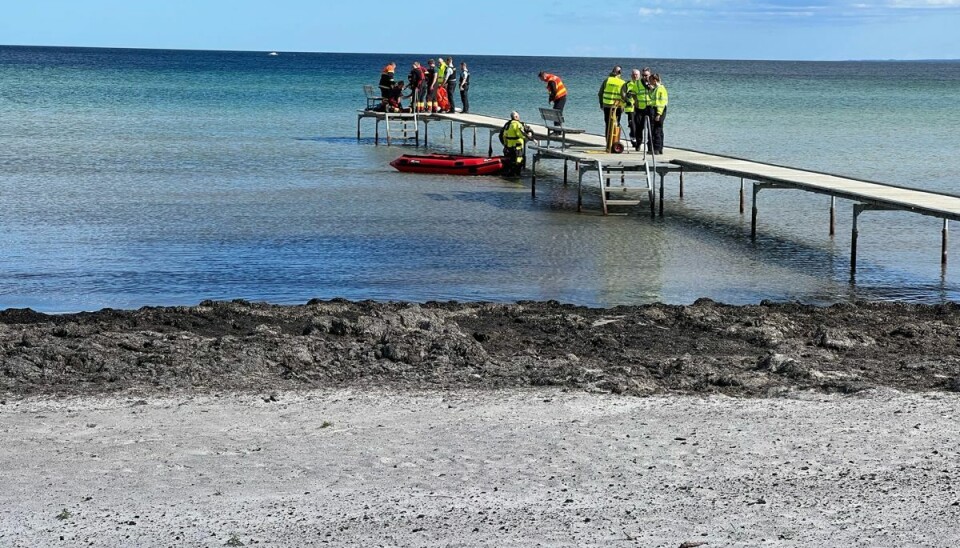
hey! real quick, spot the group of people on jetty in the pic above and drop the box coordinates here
[536,65,668,155]
[372,60,669,174]
[377,57,470,114]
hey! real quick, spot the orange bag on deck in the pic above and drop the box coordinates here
[436,86,451,113]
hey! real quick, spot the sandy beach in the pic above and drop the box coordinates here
[2,389,958,547]
[3,299,960,546]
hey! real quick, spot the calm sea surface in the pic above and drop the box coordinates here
[2,46,960,312]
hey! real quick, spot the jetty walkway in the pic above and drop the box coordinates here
[358,109,960,275]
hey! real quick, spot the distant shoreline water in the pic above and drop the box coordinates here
[2,46,959,312]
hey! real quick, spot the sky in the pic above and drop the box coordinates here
[3,0,960,60]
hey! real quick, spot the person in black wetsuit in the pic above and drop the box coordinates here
[407,61,425,111]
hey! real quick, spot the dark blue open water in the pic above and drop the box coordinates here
[2,46,959,312]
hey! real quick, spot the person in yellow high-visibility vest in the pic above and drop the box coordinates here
[498,111,532,176]
[597,66,626,144]
[649,73,669,154]
[624,69,652,152]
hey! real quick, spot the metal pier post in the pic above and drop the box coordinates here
[739,178,745,214]
[531,153,539,197]
[850,203,895,277]
[851,204,864,276]
[679,168,685,199]
[750,182,790,240]
[357,114,362,140]
[830,196,836,236]
[577,165,585,212]
[751,183,760,239]
[375,119,380,146]
[943,219,950,265]
[563,160,568,184]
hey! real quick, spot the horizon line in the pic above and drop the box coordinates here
[3,43,959,64]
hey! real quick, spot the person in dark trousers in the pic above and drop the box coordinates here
[459,61,470,113]
[598,66,625,142]
[648,73,669,154]
[407,61,425,111]
[377,63,403,111]
[444,57,457,113]
[425,59,439,112]
[624,69,651,151]
[538,71,568,115]
[417,62,429,112]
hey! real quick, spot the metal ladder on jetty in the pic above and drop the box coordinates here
[583,118,658,215]
[383,89,420,145]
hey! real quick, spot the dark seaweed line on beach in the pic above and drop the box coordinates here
[2,299,959,397]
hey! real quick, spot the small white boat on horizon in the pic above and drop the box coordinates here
[268,52,279,56]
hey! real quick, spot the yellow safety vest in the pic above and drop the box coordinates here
[502,120,526,162]
[651,84,668,116]
[601,76,625,107]
[623,80,648,113]
[437,61,447,86]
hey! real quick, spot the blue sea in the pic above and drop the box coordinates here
[2,46,960,312]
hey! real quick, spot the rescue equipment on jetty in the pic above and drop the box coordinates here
[390,154,504,175]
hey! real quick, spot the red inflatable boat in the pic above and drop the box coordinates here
[390,154,504,175]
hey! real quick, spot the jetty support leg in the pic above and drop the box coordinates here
[851,204,863,276]
[577,166,584,213]
[679,168,685,199]
[375,119,380,146]
[739,178,745,214]
[830,196,836,236]
[564,160,568,184]
[751,182,791,240]
[531,153,539,198]
[357,114,362,140]
[850,203,896,278]
[460,126,465,154]
[943,219,950,265]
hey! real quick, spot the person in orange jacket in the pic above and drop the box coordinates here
[538,71,568,114]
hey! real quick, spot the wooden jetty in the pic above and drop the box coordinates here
[358,109,959,275]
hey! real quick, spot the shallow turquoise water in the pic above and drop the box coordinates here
[2,47,959,311]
